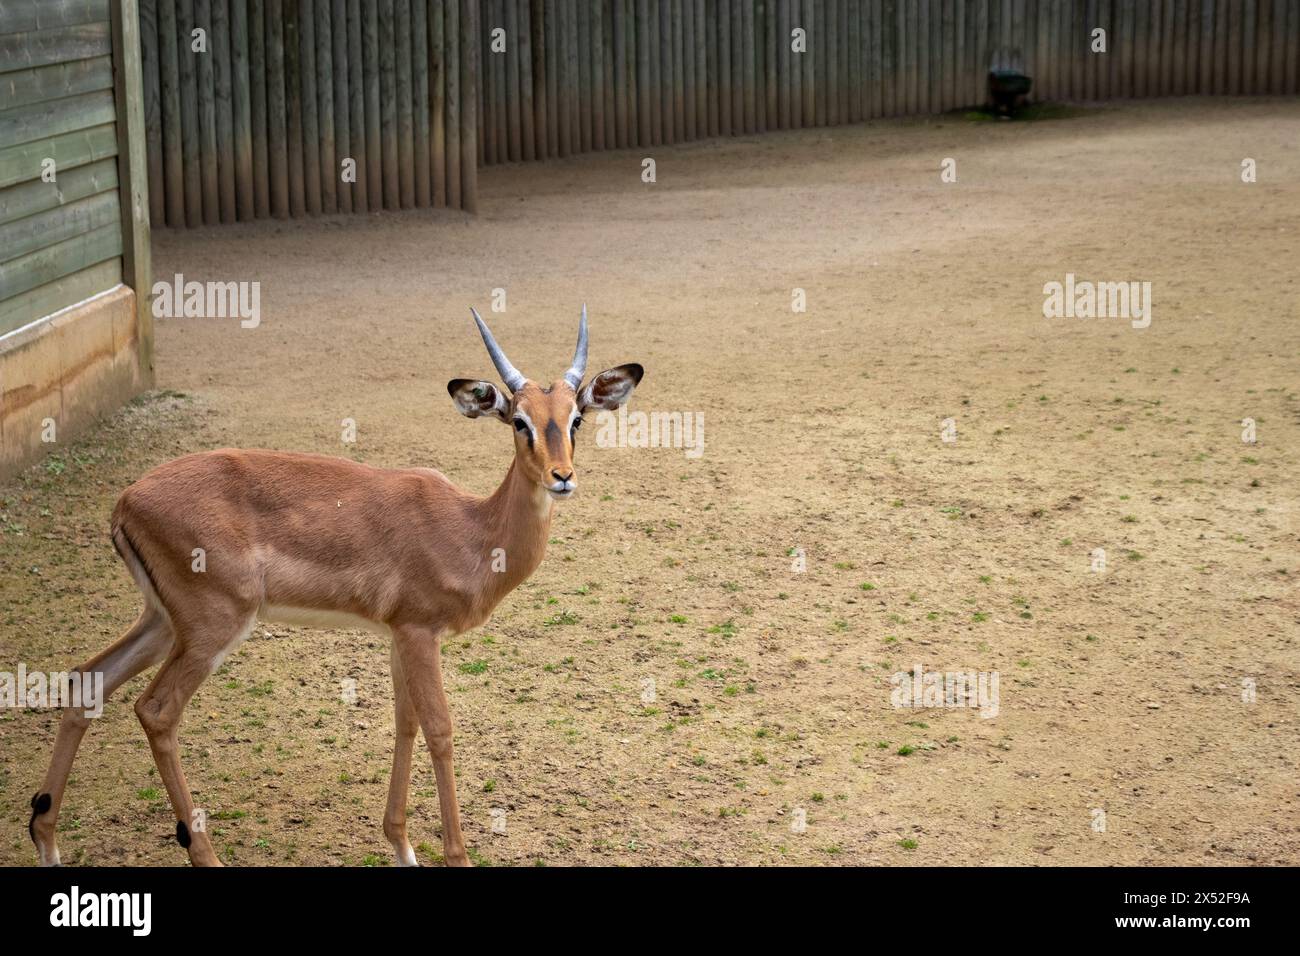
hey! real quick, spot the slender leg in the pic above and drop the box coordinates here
[31,606,172,866]
[384,645,420,866]
[392,625,469,867]
[134,615,251,867]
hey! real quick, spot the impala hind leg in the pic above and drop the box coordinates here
[134,613,253,867]
[30,606,173,866]
[392,626,469,867]
[383,646,420,866]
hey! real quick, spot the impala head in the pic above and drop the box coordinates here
[449,306,643,500]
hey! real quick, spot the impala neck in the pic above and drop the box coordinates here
[477,458,555,594]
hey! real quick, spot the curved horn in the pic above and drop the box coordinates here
[470,307,527,392]
[563,303,589,390]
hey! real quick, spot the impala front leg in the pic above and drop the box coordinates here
[384,645,420,866]
[391,625,469,867]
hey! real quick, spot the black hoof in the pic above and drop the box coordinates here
[28,792,51,844]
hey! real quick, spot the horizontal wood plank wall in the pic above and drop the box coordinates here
[474,0,1300,169]
[0,0,125,335]
[117,0,1298,221]
[134,0,480,224]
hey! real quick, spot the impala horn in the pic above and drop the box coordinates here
[563,304,589,390]
[470,307,527,393]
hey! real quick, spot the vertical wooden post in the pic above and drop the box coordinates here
[575,0,590,151]
[614,0,629,144]
[557,0,570,155]
[494,0,510,161]
[603,0,616,146]
[870,0,882,118]
[718,0,731,133]
[141,0,165,225]
[267,0,289,217]
[506,0,523,159]
[800,0,814,124]
[395,0,415,205]
[285,0,306,216]
[431,0,446,206]
[759,0,769,127]
[446,0,461,208]
[194,0,220,222]
[112,0,155,384]
[682,0,695,138]
[546,0,560,154]
[532,0,548,156]
[636,0,651,143]
[519,0,536,160]
[317,0,338,212]
[460,0,478,213]
[731,0,744,129]
[842,0,852,120]
[332,0,352,213]
[212,0,237,222]
[672,0,685,142]
[362,0,381,208]
[232,0,257,219]
[378,1,398,207]
[346,0,367,212]
[298,0,321,214]
[742,0,755,132]
[413,0,431,205]
[158,0,186,226]
[178,0,203,224]
[250,0,270,218]
[647,0,660,143]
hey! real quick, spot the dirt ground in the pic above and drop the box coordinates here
[2,97,1298,866]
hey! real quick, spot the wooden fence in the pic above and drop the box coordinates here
[477,0,1300,165]
[135,1,1300,224]
[0,0,151,342]
[139,0,481,227]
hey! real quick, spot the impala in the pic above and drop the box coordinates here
[29,307,643,867]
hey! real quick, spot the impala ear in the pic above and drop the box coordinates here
[448,379,510,422]
[578,364,644,412]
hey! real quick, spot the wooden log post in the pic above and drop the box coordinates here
[141,0,165,225]
[158,0,186,225]
[212,0,236,222]
[232,0,256,219]
[111,0,154,384]
[332,0,352,213]
[267,0,289,217]
[460,0,477,212]
[446,0,461,208]
[316,0,337,212]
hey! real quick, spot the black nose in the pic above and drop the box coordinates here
[552,470,573,483]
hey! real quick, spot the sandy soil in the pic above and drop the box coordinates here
[2,97,1298,866]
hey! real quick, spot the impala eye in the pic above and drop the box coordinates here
[513,418,529,434]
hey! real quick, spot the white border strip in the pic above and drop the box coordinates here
[0,284,126,349]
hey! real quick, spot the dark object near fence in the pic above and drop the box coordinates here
[988,70,1033,115]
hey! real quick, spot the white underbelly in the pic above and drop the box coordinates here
[259,603,393,637]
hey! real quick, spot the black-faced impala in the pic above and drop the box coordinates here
[30,307,643,867]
